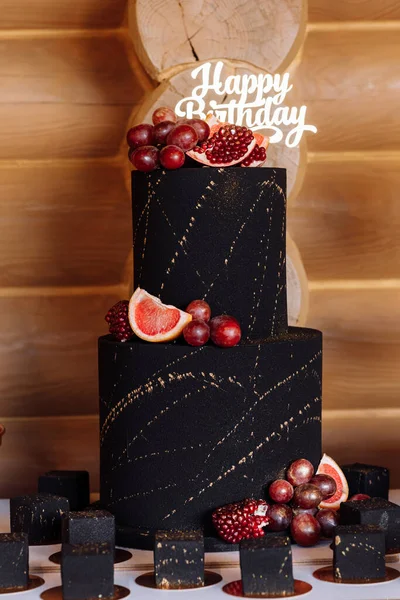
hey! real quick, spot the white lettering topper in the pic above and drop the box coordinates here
[175,62,317,148]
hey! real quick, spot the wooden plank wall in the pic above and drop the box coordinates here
[290,0,400,480]
[0,0,399,495]
[0,0,153,495]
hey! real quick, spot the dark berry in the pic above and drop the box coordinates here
[310,474,337,500]
[153,121,176,145]
[290,513,321,547]
[181,119,210,143]
[167,124,198,151]
[160,145,185,169]
[126,124,154,148]
[269,480,294,504]
[286,459,314,486]
[185,300,211,322]
[349,493,371,501]
[292,484,322,510]
[267,504,292,532]
[210,315,241,348]
[152,107,177,125]
[183,319,210,347]
[130,146,159,172]
[316,509,339,538]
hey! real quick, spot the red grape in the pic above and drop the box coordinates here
[269,480,294,504]
[160,145,185,169]
[167,124,198,151]
[349,493,371,501]
[292,484,322,509]
[292,507,317,517]
[310,474,337,499]
[286,458,314,486]
[153,121,176,145]
[152,107,177,125]
[186,300,211,323]
[127,124,154,148]
[130,146,159,172]
[290,513,321,547]
[210,315,241,348]
[183,320,210,347]
[316,509,339,538]
[181,118,210,143]
[267,504,292,532]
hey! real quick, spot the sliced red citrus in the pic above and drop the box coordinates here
[128,288,192,343]
[316,454,349,510]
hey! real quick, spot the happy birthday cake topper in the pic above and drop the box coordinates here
[175,61,317,148]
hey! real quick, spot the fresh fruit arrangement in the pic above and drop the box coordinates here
[212,454,349,546]
[105,291,241,348]
[126,107,269,172]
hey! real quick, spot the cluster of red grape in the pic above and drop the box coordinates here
[127,107,210,172]
[184,299,241,348]
[267,459,339,546]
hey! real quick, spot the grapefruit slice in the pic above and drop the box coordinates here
[316,454,349,510]
[128,288,192,343]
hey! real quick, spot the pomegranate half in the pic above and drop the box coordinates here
[187,115,256,167]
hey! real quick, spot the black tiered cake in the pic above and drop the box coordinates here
[99,168,322,550]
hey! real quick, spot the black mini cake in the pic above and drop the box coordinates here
[10,494,69,545]
[61,542,114,600]
[0,533,29,590]
[154,530,204,589]
[99,168,322,548]
[341,463,389,499]
[38,471,90,511]
[340,497,400,552]
[240,536,294,597]
[333,525,386,582]
[62,510,115,549]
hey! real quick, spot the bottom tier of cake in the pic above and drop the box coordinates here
[98,327,322,550]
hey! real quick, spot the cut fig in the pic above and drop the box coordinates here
[187,116,256,167]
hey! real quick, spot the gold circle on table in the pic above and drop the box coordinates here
[41,584,130,600]
[49,548,132,565]
[222,579,312,598]
[0,576,45,595]
[313,566,400,585]
[135,571,222,590]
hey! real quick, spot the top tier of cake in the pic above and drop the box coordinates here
[132,167,287,339]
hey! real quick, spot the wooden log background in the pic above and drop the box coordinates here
[0,0,399,495]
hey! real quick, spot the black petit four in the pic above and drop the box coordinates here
[38,471,90,511]
[0,533,29,590]
[333,524,385,581]
[62,510,115,550]
[154,530,204,589]
[61,542,114,600]
[340,497,400,552]
[10,494,69,545]
[240,536,294,597]
[341,463,389,499]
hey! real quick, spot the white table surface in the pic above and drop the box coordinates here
[1,492,400,600]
